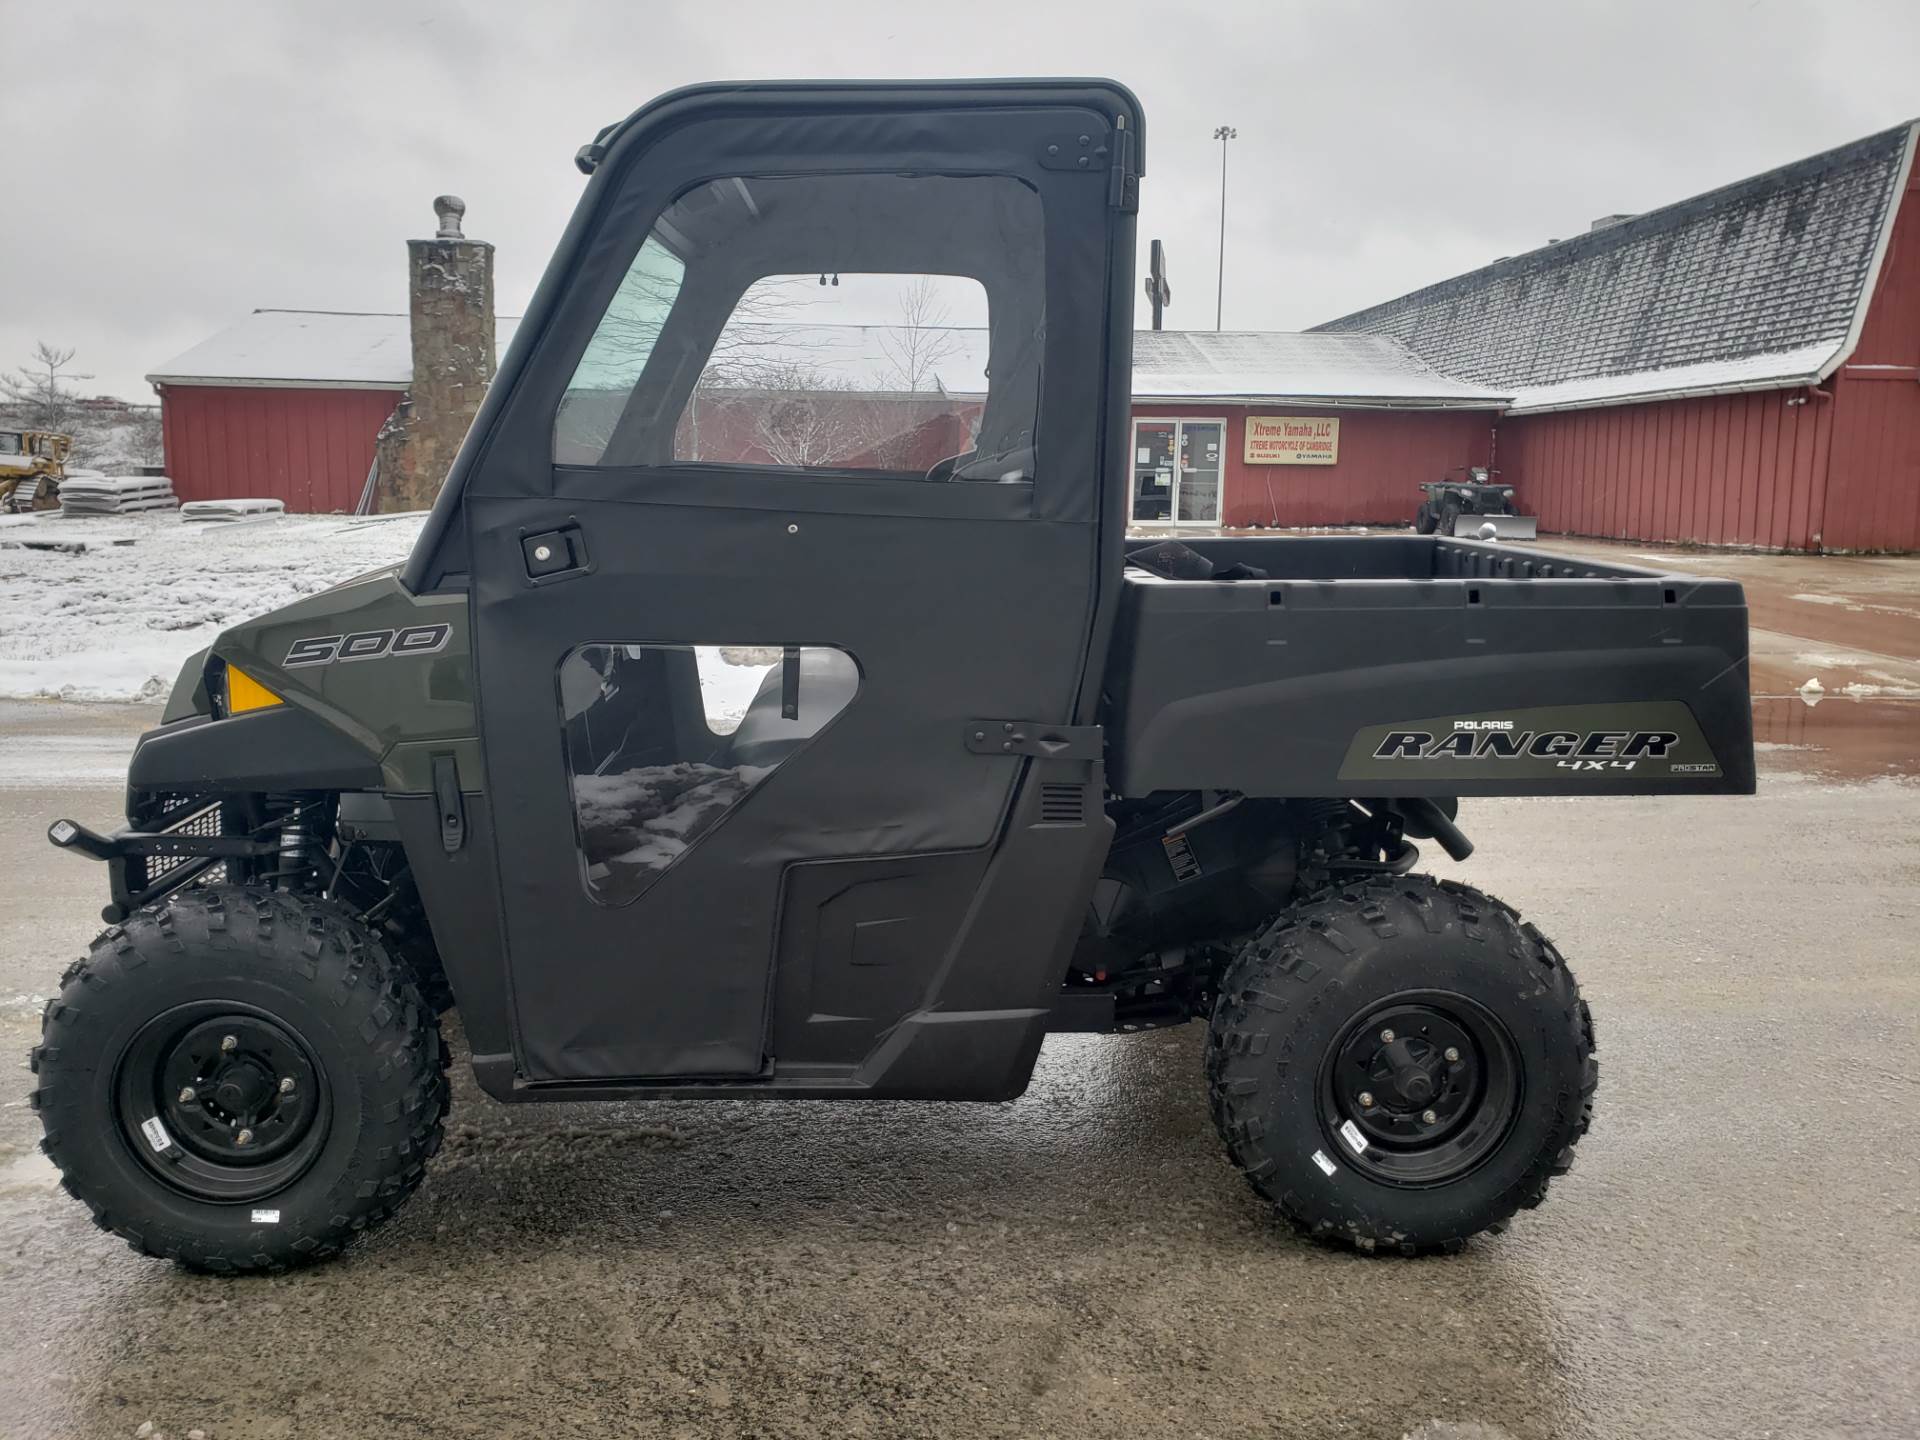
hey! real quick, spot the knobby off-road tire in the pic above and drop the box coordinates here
[1207,874,1596,1254]
[31,886,449,1273]
[1413,501,1439,535]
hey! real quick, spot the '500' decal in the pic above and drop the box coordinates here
[283,624,452,668]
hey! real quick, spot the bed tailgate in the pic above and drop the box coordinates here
[1102,539,1756,799]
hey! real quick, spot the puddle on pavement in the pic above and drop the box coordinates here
[1751,696,1920,781]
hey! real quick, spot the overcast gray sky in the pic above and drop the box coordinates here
[3,0,1915,401]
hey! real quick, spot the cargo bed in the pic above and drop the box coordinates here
[1103,535,1755,798]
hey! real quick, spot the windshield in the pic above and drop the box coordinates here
[555,235,687,459]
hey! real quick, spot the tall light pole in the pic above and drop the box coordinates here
[1213,125,1237,331]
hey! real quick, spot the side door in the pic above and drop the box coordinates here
[440,83,1141,1087]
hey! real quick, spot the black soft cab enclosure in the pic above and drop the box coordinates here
[1106,534,1754,797]
[36,77,1753,1277]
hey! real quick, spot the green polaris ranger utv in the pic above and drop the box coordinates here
[34,79,1755,1273]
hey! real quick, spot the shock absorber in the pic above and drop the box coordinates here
[268,793,310,887]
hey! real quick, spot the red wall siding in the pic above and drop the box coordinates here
[1501,170,1920,553]
[1500,390,1833,550]
[1823,173,1920,551]
[159,385,400,513]
[1133,404,1494,527]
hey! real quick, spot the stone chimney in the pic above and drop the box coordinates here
[374,195,496,511]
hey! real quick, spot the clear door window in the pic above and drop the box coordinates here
[560,643,858,906]
[555,172,1045,483]
[677,273,990,471]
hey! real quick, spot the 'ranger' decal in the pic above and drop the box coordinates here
[1372,729,1678,761]
[1339,702,1720,782]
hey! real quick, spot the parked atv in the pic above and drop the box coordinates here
[35,79,1754,1272]
[1415,467,1536,539]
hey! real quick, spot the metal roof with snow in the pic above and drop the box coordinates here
[1130,330,1506,408]
[1313,120,1920,415]
[148,310,523,390]
[149,312,1505,409]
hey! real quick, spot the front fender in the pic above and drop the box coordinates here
[127,709,385,797]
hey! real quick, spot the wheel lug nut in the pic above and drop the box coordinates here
[1358,1091,1375,1108]
[1421,1109,1438,1125]
[177,1086,196,1104]
[279,1077,295,1094]
[1379,1028,1395,1044]
[1444,1047,1460,1062]
[235,1127,254,1146]
[220,1034,238,1053]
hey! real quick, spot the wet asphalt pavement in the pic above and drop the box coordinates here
[1,630,1917,1437]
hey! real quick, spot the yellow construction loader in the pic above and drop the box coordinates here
[0,429,71,512]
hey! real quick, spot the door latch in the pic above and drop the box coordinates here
[522,527,587,582]
[965,721,1103,760]
[431,753,465,854]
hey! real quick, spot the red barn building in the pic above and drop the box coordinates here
[1320,120,1920,552]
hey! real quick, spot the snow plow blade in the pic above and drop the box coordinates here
[1459,514,1537,540]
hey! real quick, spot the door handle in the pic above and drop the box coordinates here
[522,527,589,583]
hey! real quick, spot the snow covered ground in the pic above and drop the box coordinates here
[0,510,425,701]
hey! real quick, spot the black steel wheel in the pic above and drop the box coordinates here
[1207,874,1596,1254]
[1317,992,1521,1188]
[114,1004,332,1203]
[32,886,447,1273]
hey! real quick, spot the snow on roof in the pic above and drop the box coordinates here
[1503,341,1840,415]
[148,310,523,389]
[148,312,1504,408]
[1131,330,1507,407]
[1315,120,1920,414]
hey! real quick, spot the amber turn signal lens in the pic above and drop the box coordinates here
[225,665,284,714]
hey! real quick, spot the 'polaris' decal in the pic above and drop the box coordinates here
[1339,702,1721,781]
[283,624,452,669]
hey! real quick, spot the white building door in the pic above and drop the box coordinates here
[1131,418,1224,526]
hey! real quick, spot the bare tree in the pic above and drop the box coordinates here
[1,342,94,435]
[69,405,165,471]
[876,276,962,395]
[726,362,877,468]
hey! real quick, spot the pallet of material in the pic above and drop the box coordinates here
[179,498,287,523]
[58,475,179,515]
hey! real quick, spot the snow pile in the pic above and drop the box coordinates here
[0,511,425,702]
[181,498,286,522]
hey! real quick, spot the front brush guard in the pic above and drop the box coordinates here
[47,818,276,922]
